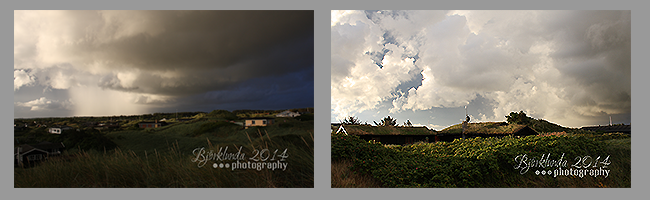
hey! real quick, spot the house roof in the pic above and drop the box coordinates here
[437,122,537,135]
[15,145,49,156]
[338,125,435,136]
[15,141,65,155]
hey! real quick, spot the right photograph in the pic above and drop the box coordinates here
[331,10,631,188]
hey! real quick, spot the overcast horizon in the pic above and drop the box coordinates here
[14,10,314,119]
[331,10,631,129]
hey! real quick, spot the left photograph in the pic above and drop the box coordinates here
[14,10,314,188]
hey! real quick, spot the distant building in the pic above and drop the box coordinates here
[138,121,165,128]
[276,110,301,118]
[48,126,72,134]
[244,117,275,128]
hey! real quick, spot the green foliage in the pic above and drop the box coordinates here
[506,111,530,125]
[332,134,629,187]
[504,111,568,133]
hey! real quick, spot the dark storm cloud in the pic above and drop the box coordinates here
[15,10,314,117]
[96,11,310,69]
[158,67,314,112]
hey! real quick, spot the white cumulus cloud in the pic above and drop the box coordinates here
[16,97,74,111]
[331,10,630,128]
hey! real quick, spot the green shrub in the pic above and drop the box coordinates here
[332,134,627,187]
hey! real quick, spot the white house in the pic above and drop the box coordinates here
[48,126,72,134]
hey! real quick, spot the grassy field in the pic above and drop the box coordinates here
[15,114,314,188]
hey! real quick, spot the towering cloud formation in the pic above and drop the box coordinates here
[331,10,630,128]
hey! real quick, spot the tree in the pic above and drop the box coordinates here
[341,116,361,125]
[506,111,530,125]
[374,116,397,127]
[403,119,413,127]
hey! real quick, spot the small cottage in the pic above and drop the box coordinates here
[14,141,65,167]
[244,117,275,128]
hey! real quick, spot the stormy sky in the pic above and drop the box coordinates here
[14,10,314,118]
[331,10,631,129]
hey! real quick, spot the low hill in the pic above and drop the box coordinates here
[439,122,531,135]
[504,111,568,133]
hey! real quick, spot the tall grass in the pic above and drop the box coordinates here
[15,120,314,188]
[15,143,241,187]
